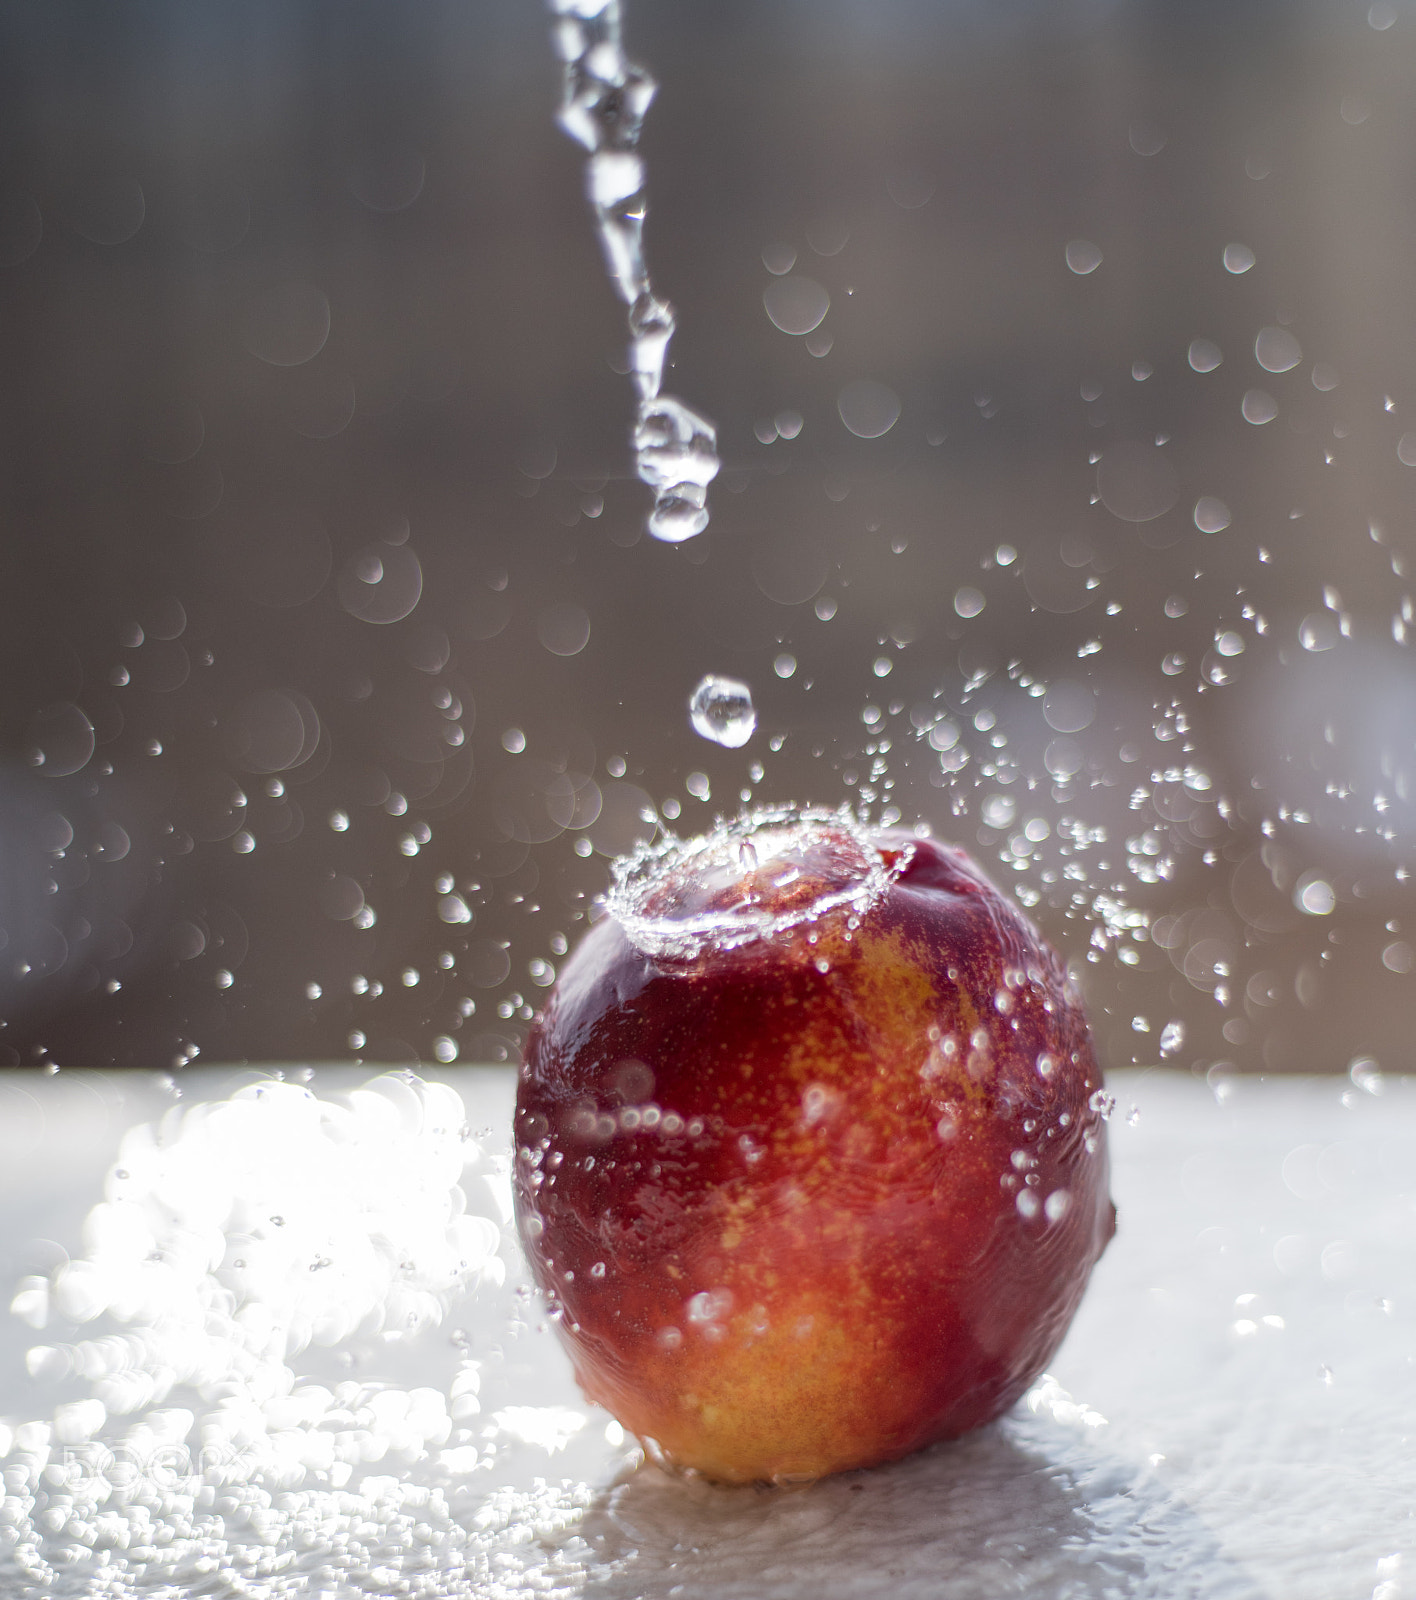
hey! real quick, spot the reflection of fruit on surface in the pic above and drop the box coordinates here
[513,811,1116,1484]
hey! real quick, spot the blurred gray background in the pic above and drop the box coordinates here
[0,0,1412,1075]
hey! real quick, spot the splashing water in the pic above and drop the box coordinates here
[608,805,902,962]
[0,1067,661,1593]
[688,673,756,748]
[549,0,720,540]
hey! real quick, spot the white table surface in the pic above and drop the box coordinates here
[0,1064,1411,1599]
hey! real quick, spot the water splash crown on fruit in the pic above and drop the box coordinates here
[608,805,909,962]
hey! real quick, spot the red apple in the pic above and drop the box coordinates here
[513,810,1115,1484]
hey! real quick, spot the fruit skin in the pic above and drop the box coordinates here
[513,827,1115,1484]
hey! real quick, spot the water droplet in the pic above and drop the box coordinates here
[1096,440,1179,522]
[1381,941,1413,974]
[1242,389,1278,425]
[1065,239,1103,275]
[1299,613,1339,652]
[1294,873,1336,915]
[1194,496,1232,533]
[763,276,829,335]
[68,173,145,245]
[243,281,331,366]
[439,893,473,925]
[348,148,426,212]
[872,656,893,678]
[688,675,755,747]
[1255,326,1302,373]
[635,397,719,541]
[337,539,423,622]
[1397,433,1416,467]
[1043,680,1095,733]
[1188,337,1223,372]
[774,653,797,679]
[27,703,96,777]
[1350,1056,1385,1094]
[1159,1020,1185,1056]
[954,587,985,619]
[837,379,901,439]
[762,240,797,274]
[1045,738,1084,778]
[537,603,592,656]
[1223,242,1256,274]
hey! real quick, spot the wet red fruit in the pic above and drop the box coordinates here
[513,811,1115,1484]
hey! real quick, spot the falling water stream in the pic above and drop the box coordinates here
[550,0,720,542]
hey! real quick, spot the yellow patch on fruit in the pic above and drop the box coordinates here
[633,1282,897,1483]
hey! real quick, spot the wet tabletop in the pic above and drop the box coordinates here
[0,1063,1411,1599]
[0,1,1414,1088]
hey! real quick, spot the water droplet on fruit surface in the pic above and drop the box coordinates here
[688,674,756,747]
[1088,1090,1117,1121]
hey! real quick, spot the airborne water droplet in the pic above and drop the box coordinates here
[1254,326,1302,374]
[1294,873,1336,915]
[1194,496,1231,533]
[1242,389,1278,425]
[1299,613,1339,652]
[688,675,756,747]
[634,396,720,541]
